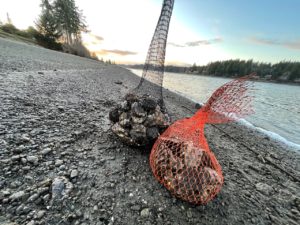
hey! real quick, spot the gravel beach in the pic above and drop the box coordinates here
[0,37,299,225]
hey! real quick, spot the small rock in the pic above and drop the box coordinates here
[23,166,30,171]
[114,81,123,85]
[28,193,40,202]
[26,220,35,225]
[57,106,64,111]
[41,148,52,155]
[16,204,24,215]
[51,176,73,201]
[35,210,46,219]
[27,156,39,165]
[187,210,193,218]
[93,205,98,212]
[55,159,64,166]
[195,103,202,109]
[43,194,50,202]
[131,205,141,211]
[14,145,25,153]
[21,158,27,164]
[70,169,78,178]
[255,182,273,195]
[2,190,11,196]
[10,191,25,201]
[21,134,31,142]
[140,208,150,217]
[11,155,21,161]
[38,71,44,75]
[59,165,66,170]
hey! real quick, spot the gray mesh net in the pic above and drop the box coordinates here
[132,0,175,106]
[109,0,174,146]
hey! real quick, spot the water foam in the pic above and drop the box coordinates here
[238,119,300,151]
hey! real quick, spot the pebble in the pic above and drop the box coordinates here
[21,134,31,142]
[140,208,150,217]
[55,159,64,166]
[16,204,24,215]
[11,155,21,161]
[131,205,141,211]
[27,156,39,164]
[57,106,64,111]
[255,182,273,195]
[35,210,46,219]
[26,220,35,225]
[43,194,50,202]
[195,103,201,109]
[2,190,11,196]
[41,147,52,155]
[51,176,73,200]
[10,190,25,201]
[93,205,98,212]
[70,169,78,178]
[59,165,66,170]
[28,193,40,202]
[23,166,31,171]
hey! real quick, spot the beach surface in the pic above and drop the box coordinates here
[0,37,299,225]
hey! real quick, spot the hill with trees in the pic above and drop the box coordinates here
[0,0,96,59]
[127,59,300,83]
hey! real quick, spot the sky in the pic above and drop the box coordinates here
[0,0,300,65]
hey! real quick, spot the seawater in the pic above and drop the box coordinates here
[129,69,300,150]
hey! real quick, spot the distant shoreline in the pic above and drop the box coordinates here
[184,72,300,87]
[127,67,300,86]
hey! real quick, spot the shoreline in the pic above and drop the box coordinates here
[126,67,300,86]
[0,38,299,225]
[129,68,300,150]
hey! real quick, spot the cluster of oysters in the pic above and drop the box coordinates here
[109,93,170,146]
[152,137,222,204]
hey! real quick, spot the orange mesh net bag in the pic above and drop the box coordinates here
[150,74,255,204]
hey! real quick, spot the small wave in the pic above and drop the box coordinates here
[238,119,300,151]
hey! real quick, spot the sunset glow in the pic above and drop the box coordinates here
[1,0,299,65]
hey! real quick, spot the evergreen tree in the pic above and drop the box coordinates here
[53,0,87,44]
[36,0,61,39]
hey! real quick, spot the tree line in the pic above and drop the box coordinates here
[127,59,300,82]
[190,60,300,82]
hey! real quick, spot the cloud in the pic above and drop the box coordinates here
[95,49,138,56]
[249,37,279,45]
[168,42,185,48]
[249,36,300,50]
[82,33,104,47]
[90,34,104,41]
[168,37,223,48]
[284,40,300,50]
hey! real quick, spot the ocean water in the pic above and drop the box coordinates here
[129,69,300,150]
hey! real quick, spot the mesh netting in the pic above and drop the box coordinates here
[150,75,255,204]
[132,0,175,104]
[109,0,174,146]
